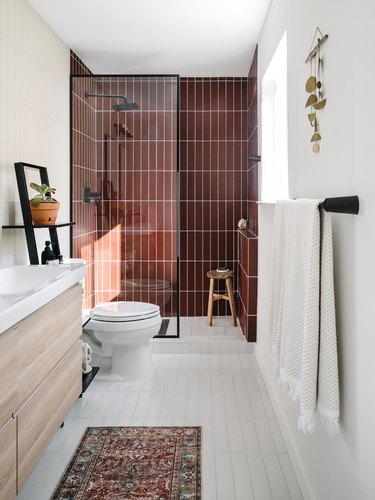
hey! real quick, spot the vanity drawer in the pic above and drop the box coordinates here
[17,341,82,492]
[0,331,17,431]
[14,284,82,410]
[0,418,16,500]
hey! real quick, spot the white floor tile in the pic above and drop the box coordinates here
[246,454,273,500]
[18,347,303,500]
[231,453,255,500]
[216,453,236,500]
[202,453,217,500]
[278,453,304,500]
[255,419,277,454]
[263,453,291,500]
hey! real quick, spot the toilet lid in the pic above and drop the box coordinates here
[91,301,160,322]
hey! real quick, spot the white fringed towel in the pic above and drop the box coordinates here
[271,199,339,434]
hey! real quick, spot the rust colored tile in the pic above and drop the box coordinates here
[238,298,247,337]
[234,80,243,110]
[218,111,226,141]
[239,266,249,312]
[203,111,212,141]
[187,111,195,141]
[246,315,257,342]
[187,142,195,171]
[248,237,258,276]
[195,81,203,110]
[202,201,211,231]
[218,142,226,171]
[248,166,258,201]
[179,291,188,316]
[180,80,188,110]
[195,141,203,170]
[239,233,249,275]
[195,111,203,139]
[248,277,258,314]
[226,112,234,141]
[180,110,190,141]
[203,81,211,111]
[187,85,196,110]
[180,141,187,171]
[210,81,219,110]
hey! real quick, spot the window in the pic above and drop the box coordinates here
[261,31,288,202]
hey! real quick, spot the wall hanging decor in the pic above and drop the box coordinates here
[305,28,328,153]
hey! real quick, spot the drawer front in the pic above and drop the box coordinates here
[15,284,82,410]
[0,331,17,431]
[17,342,82,492]
[0,418,16,500]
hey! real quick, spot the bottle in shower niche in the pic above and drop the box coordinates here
[41,241,55,264]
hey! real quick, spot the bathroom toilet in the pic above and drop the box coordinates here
[83,301,161,381]
[121,278,171,309]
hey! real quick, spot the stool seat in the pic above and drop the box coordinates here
[207,269,237,327]
[207,270,234,280]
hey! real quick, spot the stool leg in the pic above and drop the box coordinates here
[226,277,237,326]
[207,278,214,326]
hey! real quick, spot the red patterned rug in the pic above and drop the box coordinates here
[51,426,201,499]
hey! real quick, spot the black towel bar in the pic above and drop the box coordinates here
[319,196,359,214]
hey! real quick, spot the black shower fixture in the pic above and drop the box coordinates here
[84,92,139,111]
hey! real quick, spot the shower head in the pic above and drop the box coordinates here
[112,102,139,111]
[84,92,139,111]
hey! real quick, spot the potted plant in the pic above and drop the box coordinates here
[29,182,60,225]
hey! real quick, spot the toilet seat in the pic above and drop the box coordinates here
[91,301,160,322]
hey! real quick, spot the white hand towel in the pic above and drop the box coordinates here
[271,199,339,434]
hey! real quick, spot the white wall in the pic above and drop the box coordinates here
[256,1,375,499]
[0,0,70,265]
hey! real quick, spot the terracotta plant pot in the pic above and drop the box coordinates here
[29,202,60,225]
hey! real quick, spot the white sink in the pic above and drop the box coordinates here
[0,262,86,335]
[0,265,67,296]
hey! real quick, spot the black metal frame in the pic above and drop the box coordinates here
[70,73,180,338]
[2,162,75,264]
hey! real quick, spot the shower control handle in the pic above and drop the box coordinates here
[83,186,101,203]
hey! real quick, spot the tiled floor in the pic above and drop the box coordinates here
[18,346,303,499]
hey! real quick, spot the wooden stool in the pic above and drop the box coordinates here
[207,269,237,326]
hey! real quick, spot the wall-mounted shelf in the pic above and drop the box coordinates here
[1,162,75,264]
[3,222,75,229]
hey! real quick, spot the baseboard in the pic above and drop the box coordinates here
[254,343,316,500]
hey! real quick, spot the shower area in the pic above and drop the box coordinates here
[71,75,179,336]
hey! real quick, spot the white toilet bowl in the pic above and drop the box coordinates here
[83,301,161,381]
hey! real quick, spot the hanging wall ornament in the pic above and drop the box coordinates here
[305,28,328,153]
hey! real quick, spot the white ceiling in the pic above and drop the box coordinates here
[27,0,271,76]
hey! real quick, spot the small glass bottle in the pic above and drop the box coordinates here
[41,241,55,264]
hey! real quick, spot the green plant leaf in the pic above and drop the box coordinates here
[30,182,44,194]
[30,196,43,207]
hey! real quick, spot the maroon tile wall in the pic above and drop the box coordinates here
[238,48,259,341]
[71,51,96,309]
[93,77,178,317]
[71,55,178,317]
[180,78,248,317]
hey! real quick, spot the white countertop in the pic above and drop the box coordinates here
[0,262,86,335]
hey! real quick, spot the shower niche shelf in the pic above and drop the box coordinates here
[2,162,75,265]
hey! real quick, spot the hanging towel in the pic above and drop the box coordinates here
[271,199,339,434]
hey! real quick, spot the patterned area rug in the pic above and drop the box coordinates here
[51,426,201,500]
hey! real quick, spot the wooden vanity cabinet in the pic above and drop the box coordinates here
[0,284,83,499]
[0,419,16,500]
